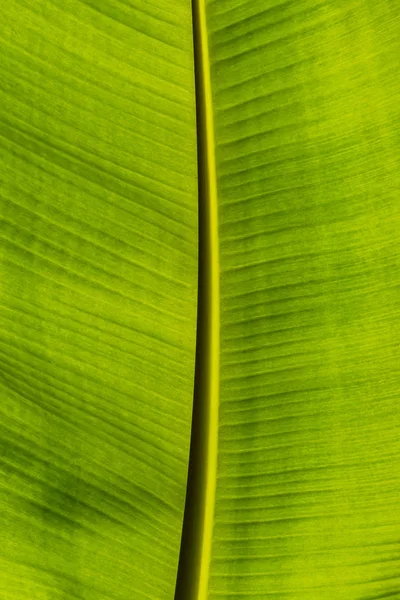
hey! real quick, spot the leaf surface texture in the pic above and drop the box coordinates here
[0,1,198,599]
[206,1,400,598]
[1,1,400,599]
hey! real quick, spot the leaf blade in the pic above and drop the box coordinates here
[207,1,400,598]
[0,1,198,598]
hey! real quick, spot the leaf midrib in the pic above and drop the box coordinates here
[175,0,220,598]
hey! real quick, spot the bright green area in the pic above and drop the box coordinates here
[1,1,400,600]
[207,1,400,599]
[0,2,197,599]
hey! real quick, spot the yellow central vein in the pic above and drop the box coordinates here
[174,0,219,598]
[195,0,220,595]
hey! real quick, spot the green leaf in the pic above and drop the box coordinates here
[205,1,400,599]
[0,1,198,599]
[1,1,400,600]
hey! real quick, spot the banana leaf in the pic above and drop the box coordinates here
[207,2,400,599]
[0,1,198,599]
[1,1,400,600]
